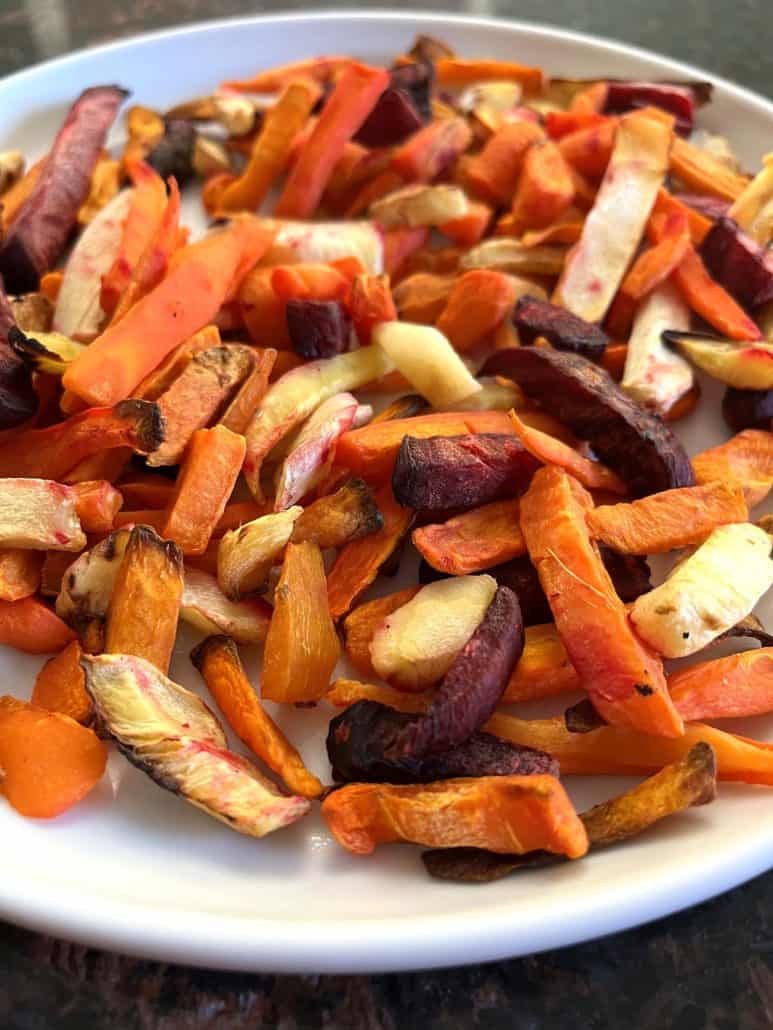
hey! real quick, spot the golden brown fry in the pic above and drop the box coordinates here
[191,635,323,798]
[104,525,183,673]
[217,507,302,600]
[219,347,277,435]
[291,479,384,550]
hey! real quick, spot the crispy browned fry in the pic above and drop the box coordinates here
[135,325,221,401]
[104,525,183,673]
[291,479,384,550]
[191,635,323,798]
[217,507,302,600]
[55,528,130,649]
[422,743,716,881]
[8,292,52,333]
[219,347,276,435]
[148,345,254,466]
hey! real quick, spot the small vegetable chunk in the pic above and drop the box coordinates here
[373,321,481,409]
[0,478,85,551]
[322,775,588,857]
[104,524,183,674]
[413,499,526,575]
[217,506,302,600]
[286,299,352,361]
[620,282,693,414]
[343,587,421,679]
[435,270,515,355]
[262,541,340,703]
[630,523,773,658]
[692,430,773,508]
[587,481,748,554]
[32,640,92,724]
[55,528,130,650]
[191,635,323,798]
[369,574,497,691]
[669,649,773,721]
[0,698,106,818]
[0,597,75,654]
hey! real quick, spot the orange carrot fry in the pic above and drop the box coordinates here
[275,61,389,218]
[569,81,609,113]
[115,499,267,536]
[0,597,75,654]
[64,219,275,407]
[321,774,587,857]
[64,449,133,487]
[350,274,397,344]
[502,622,580,703]
[222,56,351,94]
[113,509,164,532]
[509,411,627,495]
[32,640,92,724]
[669,649,773,721]
[438,200,492,246]
[326,677,430,712]
[587,481,748,554]
[1,157,45,229]
[692,430,773,507]
[669,135,750,202]
[511,140,575,233]
[239,267,292,349]
[435,270,514,353]
[463,121,544,205]
[39,270,63,304]
[327,485,413,618]
[487,712,773,785]
[0,699,106,817]
[219,348,277,435]
[651,188,711,245]
[270,263,350,302]
[519,466,683,737]
[219,81,317,212]
[342,587,421,678]
[346,169,405,218]
[435,59,544,94]
[162,426,246,556]
[192,635,323,797]
[0,549,43,601]
[391,118,472,183]
[413,498,525,575]
[559,118,618,179]
[546,110,608,139]
[70,480,123,533]
[383,227,430,277]
[393,272,455,325]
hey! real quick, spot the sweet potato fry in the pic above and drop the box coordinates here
[0,548,42,601]
[413,499,525,575]
[669,649,773,721]
[181,567,271,645]
[520,466,683,736]
[0,400,163,480]
[322,774,587,857]
[0,596,75,654]
[70,480,123,534]
[692,429,773,507]
[0,698,106,817]
[262,540,340,703]
[435,271,514,354]
[217,506,302,599]
[291,478,383,550]
[163,426,246,556]
[327,485,414,618]
[191,635,323,798]
[105,524,183,674]
[587,481,748,554]
[32,640,92,724]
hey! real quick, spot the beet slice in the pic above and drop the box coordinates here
[0,86,128,293]
[604,81,697,135]
[598,546,652,603]
[392,586,524,758]
[482,347,695,497]
[513,295,609,359]
[146,118,196,184]
[722,386,773,432]
[699,216,773,310]
[326,700,557,783]
[355,87,423,147]
[392,433,540,513]
[422,846,556,881]
[673,193,731,222]
[286,299,352,359]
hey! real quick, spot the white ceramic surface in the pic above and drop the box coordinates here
[0,11,772,975]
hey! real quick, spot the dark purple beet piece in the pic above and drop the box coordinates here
[513,295,609,359]
[0,86,128,293]
[286,299,352,359]
[598,546,652,603]
[723,386,773,432]
[0,299,37,430]
[326,700,557,783]
[392,433,539,512]
[390,60,434,122]
[564,698,605,734]
[673,193,731,222]
[604,82,697,135]
[354,87,423,147]
[146,119,196,184]
[422,846,557,881]
[482,347,695,498]
[485,555,553,626]
[392,586,524,758]
[699,216,773,309]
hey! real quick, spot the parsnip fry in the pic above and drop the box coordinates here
[370,184,468,229]
[291,479,383,550]
[0,478,85,550]
[56,528,131,650]
[621,282,694,414]
[181,567,271,645]
[342,587,421,679]
[217,506,302,600]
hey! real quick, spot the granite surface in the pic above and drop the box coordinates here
[0,2,772,1026]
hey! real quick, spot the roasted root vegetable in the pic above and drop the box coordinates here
[435,270,514,355]
[512,294,608,359]
[321,774,587,857]
[291,478,383,550]
[520,466,683,737]
[0,549,43,602]
[0,698,106,817]
[369,574,497,691]
[81,652,309,836]
[262,540,340,703]
[722,388,773,433]
[31,639,92,724]
[191,635,323,798]
[412,499,525,575]
[586,481,748,554]
[343,587,421,679]
[620,282,693,414]
[370,185,467,230]
[668,649,773,721]
[181,567,271,645]
[286,300,352,361]
[0,596,75,654]
[104,524,183,674]
[630,523,773,658]
[217,506,302,599]
[692,430,773,508]
[0,478,86,551]
[699,216,773,310]
[665,332,773,390]
[55,528,130,649]
[372,321,480,409]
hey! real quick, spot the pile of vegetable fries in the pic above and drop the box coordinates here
[1,34,773,880]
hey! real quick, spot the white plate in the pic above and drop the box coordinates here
[1,10,773,975]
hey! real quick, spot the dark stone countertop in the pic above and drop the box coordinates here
[1,2,772,1027]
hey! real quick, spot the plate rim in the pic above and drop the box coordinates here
[1,8,773,974]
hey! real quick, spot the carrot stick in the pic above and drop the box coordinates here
[70,480,123,533]
[383,227,430,277]
[220,347,277,435]
[192,634,323,798]
[587,481,748,554]
[487,712,773,784]
[32,640,92,724]
[342,587,421,678]
[239,267,292,349]
[391,118,472,183]
[64,218,275,406]
[112,509,165,532]
[434,270,514,354]
[519,466,684,737]
[0,549,42,601]
[115,478,175,509]
[64,448,133,487]
[221,56,351,94]
[270,263,350,302]
[546,111,608,139]
[435,58,544,94]
[218,81,318,212]
[511,141,575,232]
[275,61,389,218]
[569,81,609,113]
[413,498,525,575]
[439,201,493,246]
[463,122,544,205]
[162,426,246,556]
[327,677,430,712]
[350,274,397,344]
[651,188,711,245]
[116,499,267,536]
[521,217,585,248]
[668,649,773,721]
[502,621,580,702]
[558,118,618,179]
[509,411,627,495]
[327,485,413,618]
[669,135,750,202]
[0,597,75,654]
[692,429,773,508]
[346,169,405,217]
[393,272,456,325]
